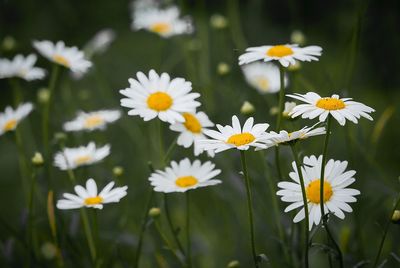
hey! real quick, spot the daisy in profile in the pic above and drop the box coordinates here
[54,142,110,170]
[0,54,46,81]
[169,111,214,156]
[239,44,322,67]
[0,103,33,136]
[277,155,360,230]
[120,69,200,124]
[241,62,288,94]
[268,125,326,146]
[33,40,92,74]
[282,101,296,118]
[197,115,273,154]
[287,92,375,126]
[63,110,121,132]
[57,178,127,210]
[132,6,193,38]
[149,158,221,193]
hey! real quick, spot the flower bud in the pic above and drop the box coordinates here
[217,62,230,76]
[392,210,400,224]
[291,30,306,45]
[113,166,124,177]
[227,260,240,268]
[54,132,67,143]
[240,101,255,115]
[148,207,161,218]
[37,88,50,104]
[31,152,44,166]
[287,61,301,72]
[2,36,17,51]
[210,14,228,29]
[41,242,57,260]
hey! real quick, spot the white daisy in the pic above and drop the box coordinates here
[241,62,288,94]
[33,40,92,74]
[287,92,375,126]
[169,111,215,156]
[0,54,46,81]
[197,115,273,154]
[0,103,33,136]
[63,110,121,132]
[119,69,200,124]
[56,178,127,210]
[132,6,193,38]
[268,125,326,146]
[282,101,297,117]
[149,158,221,193]
[53,142,110,170]
[239,44,322,67]
[277,155,360,230]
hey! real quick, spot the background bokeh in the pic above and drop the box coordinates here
[1,0,399,267]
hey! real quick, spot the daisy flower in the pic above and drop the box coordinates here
[63,110,121,132]
[85,28,116,57]
[239,44,322,67]
[169,111,214,156]
[268,125,326,146]
[56,178,127,210]
[119,69,200,124]
[33,40,92,74]
[0,54,46,81]
[197,115,273,154]
[132,6,193,38]
[149,158,221,193]
[54,142,110,170]
[0,103,33,136]
[282,101,296,118]
[241,62,288,94]
[287,92,375,126]
[277,155,360,230]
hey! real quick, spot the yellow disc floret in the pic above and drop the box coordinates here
[316,98,346,110]
[53,55,70,67]
[227,133,255,146]
[183,113,202,133]
[147,92,173,111]
[306,179,333,204]
[175,176,198,188]
[84,196,103,205]
[267,45,294,58]
[84,115,105,128]
[3,119,17,131]
[150,22,172,34]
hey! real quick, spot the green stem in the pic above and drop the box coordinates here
[274,64,286,181]
[373,193,400,267]
[164,194,186,256]
[28,167,37,265]
[157,120,165,166]
[154,220,186,266]
[319,115,343,267]
[10,78,23,105]
[240,151,259,267]
[186,191,192,268]
[163,137,177,164]
[290,144,309,268]
[14,129,30,197]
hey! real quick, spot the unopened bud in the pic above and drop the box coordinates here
[287,61,301,72]
[392,210,400,224]
[210,14,228,29]
[291,30,306,45]
[269,106,279,116]
[240,101,255,115]
[31,152,44,166]
[54,132,67,143]
[217,62,230,76]
[148,207,161,218]
[113,166,124,177]
[227,260,240,268]
[41,242,57,260]
[37,88,50,104]
[2,36,16,51]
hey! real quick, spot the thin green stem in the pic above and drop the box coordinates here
[28,167,37,265]
[290,144,309,268]
[14,129,30,197]
[373,193,400,267]
[164,194,186,256]
[10,78,23,105]
[154,220,186,266]
[157,120,165,166]
[186,191,192,268]
[274,64,286,181]
[240,151,259,267]
[163,137,177,164]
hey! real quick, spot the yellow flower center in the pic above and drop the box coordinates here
[183,113,202,133]
[84,196,103,205]
[227,132,255,146]
[150,22,172,34]
[74,155,92,165]
[3,119,17,131]
[147,91,173,111]
[53,55,70,67]
[266,45,294,58]
[256,77,269,91]
[306,179,333,204]
[84,115,105,128]
[175,176,198,188]
[316,98,346,110]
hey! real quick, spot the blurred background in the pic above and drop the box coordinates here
[1,0,399,267]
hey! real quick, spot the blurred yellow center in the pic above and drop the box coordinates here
[183,113,202,133]
[151,22,171,34]
[316,98,345,110]
[74,155,92,165]
[267,45,294,57]
[227,133,255,146]
[306,179,333,204]
[147,92,173,111]
[84,115,104,128]
[84,196,103,205]
[3,119,17,131]
[53,55,70,67]
[175,176,198,188]
[256,77,269,90]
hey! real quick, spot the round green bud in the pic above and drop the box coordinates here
[31,152,44,166]
[148,207,161,218]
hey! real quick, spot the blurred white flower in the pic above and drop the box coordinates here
[0,54,46,81]
[85,28,116,58]
[63,110,121,132]
[282,101,297,117]
[0,103,33,136]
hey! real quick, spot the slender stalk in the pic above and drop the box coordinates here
[157,119,165,166]
[290,144,309,268]
[164,194,186,256]
[373,193,400,267]
[186,191,192,268]
[10,78,23,105]
[163,137,177,164]
[14,129,29,197]
[154,220,186,266]
[240,151,259,267]
[274,64,286,181]
[28,167,37,265]
[319,115,343,267]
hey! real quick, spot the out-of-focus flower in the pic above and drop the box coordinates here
[120,69,200,124]
[217,62,230,76]
[291,30,306,45]
[210,14,228,29]
[282,101,296,118]
[268,125,326,146]
[287,92,375,126]
[277,155,360,230]
[33,40,92,74]
[53,142,110,170]
[240,101,255,115]
[37,88,50,104]
[241,62,288,94]
[56,178,127,210]
[63,110,121,132]
[32,152,44,166]
[227,260,240,268]
[239,44,322,67]
[149,158,221,193]
[392,210,400,224]
[85,29,116,58]
[0,103,33,136]
[0,54,46,81]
